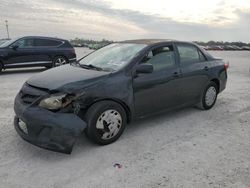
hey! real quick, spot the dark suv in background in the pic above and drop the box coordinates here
[0,36,76,72]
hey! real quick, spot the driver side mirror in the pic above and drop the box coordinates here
[136,64,153,74]
[141,56,150,63]
[11,45,19,50]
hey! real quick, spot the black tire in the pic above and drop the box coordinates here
[52,56,68,67]
[197,81,218,110]
[0,63,2,73]
[85,101,127,145]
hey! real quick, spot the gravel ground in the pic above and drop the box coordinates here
[0,50,250,188]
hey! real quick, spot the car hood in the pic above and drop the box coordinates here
[0,48,7,54]
[27,64,110,91]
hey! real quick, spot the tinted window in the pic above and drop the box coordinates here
[12,38,34,48]
[34,39,62,47]
[142,45,175,71]
[177,44,200,63]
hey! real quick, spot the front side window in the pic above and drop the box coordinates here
[12,38,34,48]
[177,44,200,63]
[141,45,176,71]
[79,43,147,71]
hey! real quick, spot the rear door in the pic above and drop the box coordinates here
[33,38,63,64]
[133,44,182,117]
[175,43,210,104]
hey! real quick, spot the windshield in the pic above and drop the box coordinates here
[0,38,17,47]
[78,43,147,71]
[0,40,8,46]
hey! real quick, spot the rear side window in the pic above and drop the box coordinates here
[61,41,73,48]
[177,44,205,63]
[34,39,62,47]
[142,45,176,71]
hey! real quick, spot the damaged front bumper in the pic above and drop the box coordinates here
[14,93,87,154]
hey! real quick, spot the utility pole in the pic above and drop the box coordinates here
[5,20,10,39]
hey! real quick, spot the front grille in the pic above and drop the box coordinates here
[21,94,40,104]
[19,83,48,105]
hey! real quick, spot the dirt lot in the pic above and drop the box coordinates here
[0,50,250,188]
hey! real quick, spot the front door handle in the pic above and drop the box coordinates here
[173,72,180,78]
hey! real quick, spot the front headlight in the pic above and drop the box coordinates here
[39,94,67,110]
[39,92,85,110]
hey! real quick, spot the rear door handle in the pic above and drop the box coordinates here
[204,66,209,71]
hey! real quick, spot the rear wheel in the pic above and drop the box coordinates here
[197,81,218,110]
[53,56,68,67]
[0,63,3,73]
[85,101,127,145]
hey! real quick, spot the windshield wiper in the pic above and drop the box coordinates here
[79,64,103,71]
[71,61,112,71]
[71,61,102,70]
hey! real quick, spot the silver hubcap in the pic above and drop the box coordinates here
[205,86,217,106]
[54,57,67,66]
[96,110,122,140]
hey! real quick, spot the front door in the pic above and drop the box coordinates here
[133,44,182,117]
[6,38,36,67]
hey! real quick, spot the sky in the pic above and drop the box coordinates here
[0,0,250,42]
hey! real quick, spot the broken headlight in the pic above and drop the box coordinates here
[39,93,79,110]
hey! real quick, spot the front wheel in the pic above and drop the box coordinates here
[85,101,127,145]
[53,56,68,67]
[197,82,218,110]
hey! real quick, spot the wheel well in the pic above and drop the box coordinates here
[0,60,4,69]
[53,55,68,62]
[87,99,132,124]
[211,78,220,91]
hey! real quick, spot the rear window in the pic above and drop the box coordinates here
[34,39,62,47]
[198,50,207,61]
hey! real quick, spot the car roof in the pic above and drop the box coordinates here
[121,39,197,46]
[16,36,67,42]
[121,39,176,45]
